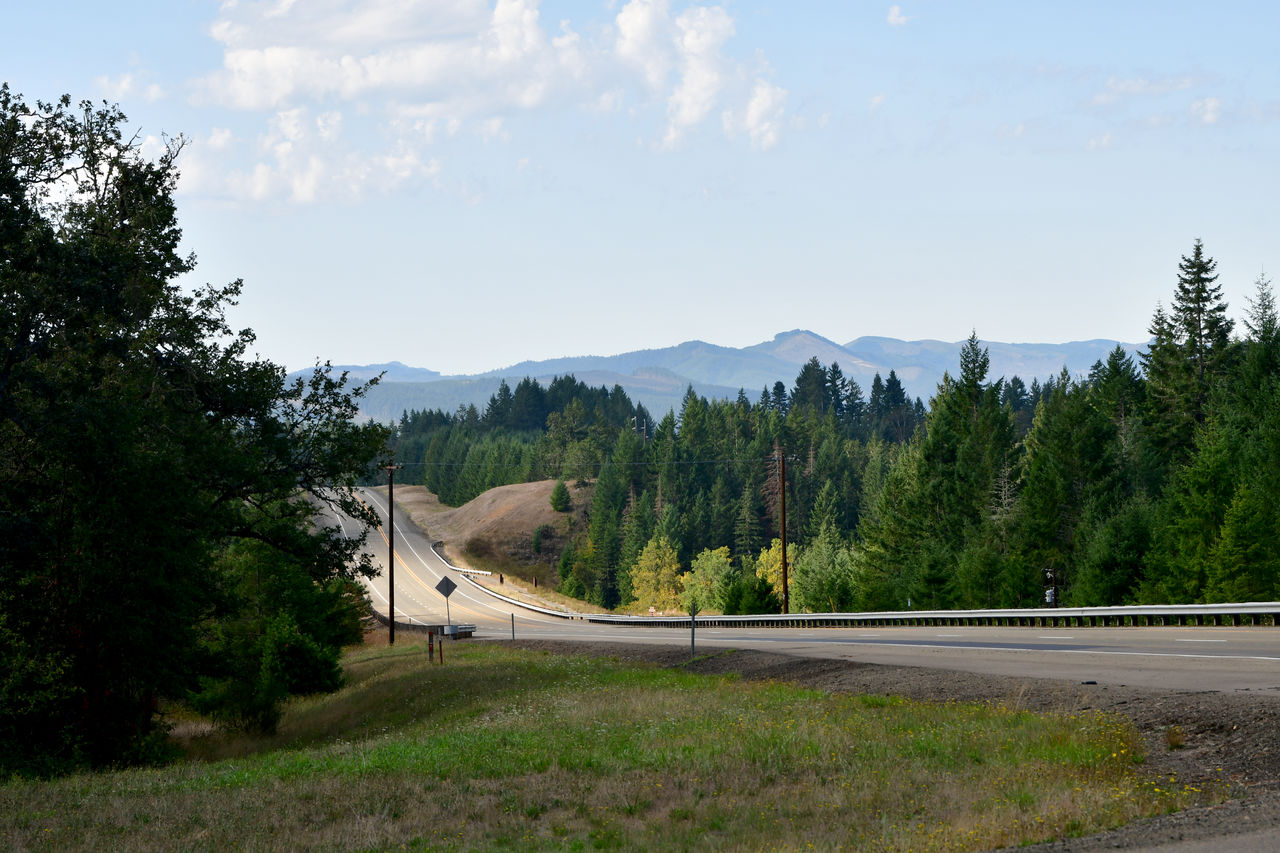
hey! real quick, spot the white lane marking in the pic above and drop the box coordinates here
[1040,636,1075,639]
[362,490,511,616]
[722,635,1280,663]
[500,629,1280,666]
[359,489,587,627]
[1175,638,1228,643]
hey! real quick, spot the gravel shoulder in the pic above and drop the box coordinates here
[501,638,1280,851]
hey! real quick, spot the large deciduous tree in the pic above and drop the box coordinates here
[0,87,388,774]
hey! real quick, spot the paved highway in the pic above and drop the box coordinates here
[335,488,1280,696]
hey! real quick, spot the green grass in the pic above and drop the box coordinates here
[0,639,1218,852]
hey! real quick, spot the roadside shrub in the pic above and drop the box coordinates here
[532,524,553,554]
[550,480,571,512]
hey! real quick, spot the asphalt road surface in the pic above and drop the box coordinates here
[336,487,1280,697]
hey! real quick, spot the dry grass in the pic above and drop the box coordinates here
[386,483,587,589]
[0,639,1220,852]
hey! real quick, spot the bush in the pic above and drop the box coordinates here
[533,524,553,554]
[550,480,571,512]
[721,573,782,615]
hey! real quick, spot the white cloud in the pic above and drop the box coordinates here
[1089,131,1113,150]
[887,5,911,27]
[663,5,735,148]
[96,73,136,100]
[869,93,885,113]
[181,105,440,203]
[316,110,343,141]
[478,116,508,142]
[724,80,786,150]
[1191,96,1222,125]
[187,0,786,201]
[615,0,673,91]
[207,127,234,150]
[198,1,580,114]
[1092,75,1193,106]
[591,88,624,112]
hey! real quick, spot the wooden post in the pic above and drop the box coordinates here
[385,464,402,644]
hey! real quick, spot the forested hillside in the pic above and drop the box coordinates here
[387,243,1279,615]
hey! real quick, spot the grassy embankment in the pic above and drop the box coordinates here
[1,639,1214,852]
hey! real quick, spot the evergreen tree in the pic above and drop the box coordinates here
[792,525,856,613]
[842,378,867,437]
[1001,375,1033,435]
[827,362,849,418]
[584,460,627,607]
[1071,495,1155,606]
[549,479,571,512]
[1091,348,1145,449]
[907,335,1016,608]
[1153,274,1280,604]
[879,370,916,442]
[853,438,924,610]
[1141,241,1234,467]
[1173,239,1233,394]
[790,356,829,414]
[510,377,548,431]
[771,381,790,415]
[484,380,514,429]
[733,484,763,562]
[1013,369,1119,606]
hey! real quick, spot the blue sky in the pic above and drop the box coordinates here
[6,1,1278,375]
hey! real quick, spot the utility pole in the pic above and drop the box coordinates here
[384,463,402,645]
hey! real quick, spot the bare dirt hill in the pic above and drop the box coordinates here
[387,481,592,589]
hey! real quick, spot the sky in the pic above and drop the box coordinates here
[5,1,1279,375]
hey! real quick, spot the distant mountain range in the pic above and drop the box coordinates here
[296,331,1144,424]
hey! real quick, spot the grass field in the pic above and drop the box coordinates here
[1,638,1215,851]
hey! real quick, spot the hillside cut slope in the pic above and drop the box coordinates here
[386,481,591,588]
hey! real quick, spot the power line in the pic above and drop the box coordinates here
[385,456,787,469]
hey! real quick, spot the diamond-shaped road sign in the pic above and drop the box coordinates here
[435,576,457,598]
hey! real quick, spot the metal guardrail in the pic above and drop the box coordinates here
[575,602,1280,629]
[445,579,1280,629]
[459,574,577,619]
[427,541,492,576]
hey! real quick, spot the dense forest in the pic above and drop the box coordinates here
[389,242,1278,616]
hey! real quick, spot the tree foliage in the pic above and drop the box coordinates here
[629,537,682,612]
[0,87,387,774]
